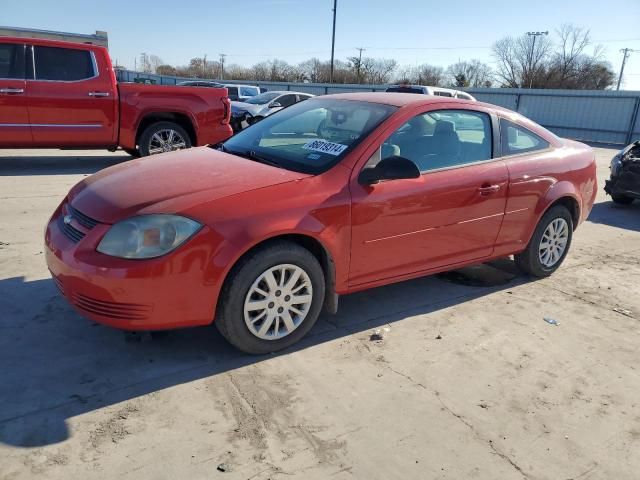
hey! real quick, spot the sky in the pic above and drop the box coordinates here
[3,0,640,89]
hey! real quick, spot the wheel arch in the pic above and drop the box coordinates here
[135,112,197,146]
[535,181,581,231]
[216,233,338,318]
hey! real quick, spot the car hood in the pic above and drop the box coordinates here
[68,147,309,224]
[231,101,263,116]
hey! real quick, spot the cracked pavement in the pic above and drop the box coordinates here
[1,147,639,479]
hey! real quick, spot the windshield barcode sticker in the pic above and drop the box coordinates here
[302,139,348,156]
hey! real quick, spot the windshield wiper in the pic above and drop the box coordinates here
[229,149,282,168]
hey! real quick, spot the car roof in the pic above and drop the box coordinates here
[319,92,483,108]
[0,36,107,52]
[264,91,314,95]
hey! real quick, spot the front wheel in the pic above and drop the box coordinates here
[514,205,573,278]
[138,121,192,156]
[215,242,325,354]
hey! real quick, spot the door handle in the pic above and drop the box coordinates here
[478,184,501,195]
[88,92,110,97]
[0,88,25,94]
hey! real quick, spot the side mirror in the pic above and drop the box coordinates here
[358,156,420,185]
[269,102,282,108]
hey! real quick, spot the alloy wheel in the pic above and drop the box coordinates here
[148,129,187,155]
[243,264,313,340]
[538,218,569,268]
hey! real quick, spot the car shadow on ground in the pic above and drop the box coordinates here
[587,200,640,232]
[0,258,532,448]
[0,152,131,176]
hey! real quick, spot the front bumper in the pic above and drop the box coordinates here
[45,203,220,331]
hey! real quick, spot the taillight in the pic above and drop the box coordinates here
[221,97,230,125]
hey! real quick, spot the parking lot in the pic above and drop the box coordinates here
[0,147,639,479]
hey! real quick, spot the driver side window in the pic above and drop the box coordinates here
[369,109,493,173]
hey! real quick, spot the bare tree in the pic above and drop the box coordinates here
[492,33,552,88]
[148,55,164,74]
[447,60,493,87]
[396,64,445,86]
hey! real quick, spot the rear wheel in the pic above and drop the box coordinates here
[611,194,634,205]
[122,148,140,158]
[514,205,573,278]
[138,121,191,156]
[215,241,325,354]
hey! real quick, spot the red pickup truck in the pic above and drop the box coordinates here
[0,37,232,156]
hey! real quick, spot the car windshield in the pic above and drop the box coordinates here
[386,86,425,94]
[244,92,281,105]
[223,98,397,174]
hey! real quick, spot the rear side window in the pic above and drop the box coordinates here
[34,46,94,81]
[240,86,258,97]
[278,94,297,107]
[386,87,425,94]
[0,43,25,79]
[500,119,550,155]
[226,86,238,100]
[433,91,453,97]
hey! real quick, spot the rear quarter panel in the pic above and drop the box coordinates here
[117,83,232,149]
[495,140,597,256]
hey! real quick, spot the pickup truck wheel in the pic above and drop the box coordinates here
[122,148,141,158]
[215,241,325,355]
[139,122,192,156]
[611,194,634,205]
[514,205,573,278]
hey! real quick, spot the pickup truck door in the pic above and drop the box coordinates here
[0,42,31,146]
[26,44,117,146]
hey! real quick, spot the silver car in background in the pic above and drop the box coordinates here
[230,91,314,132]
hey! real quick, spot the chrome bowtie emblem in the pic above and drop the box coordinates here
[63,214,73,225]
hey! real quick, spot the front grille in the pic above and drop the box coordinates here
[67,205,99,229]
[59,217,86,243]
[71,293,151,320]
[58,203,101,244]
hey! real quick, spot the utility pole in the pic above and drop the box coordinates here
[219,53,227,80]
[329,0,337,83]
[203,54,207,78]
[617,48,635,91]
[526,31,548,89]
[356,47,365,83]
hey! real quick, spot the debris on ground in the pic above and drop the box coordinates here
[435,334,442,340]
[478,403,489,409]
[369,327,390,342]
[613,307,634,318]
[543,317,559,326]
[217,463,230,472]
[370,331,384,342]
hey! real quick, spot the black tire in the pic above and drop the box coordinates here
[514,205,573,278]
[138,121,192,157]
[215,241,325,355]
[122,147,141,158]
[611,194,634,205]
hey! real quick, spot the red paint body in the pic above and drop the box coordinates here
[0,37,232,149]
[45,93,597,330]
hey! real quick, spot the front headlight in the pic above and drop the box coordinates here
[610,153,623,177]
[97,215,202,259]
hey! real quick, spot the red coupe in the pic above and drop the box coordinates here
[45,93,597,353]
